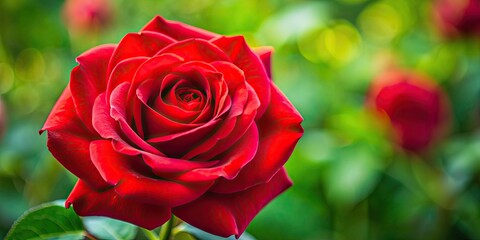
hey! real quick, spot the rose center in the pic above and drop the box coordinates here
[177,88,200,103]
[173,87,205,111]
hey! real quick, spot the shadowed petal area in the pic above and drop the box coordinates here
[66,180,171,230]
[213,36,271,119]
[40,88,109,190]
[92,90,162,155]
[183,84,258,163]
[142,152,219,174]
[174,123,259,182]
[141,15,219,41]
[253,46,273,79]
[211,83,303,193]
[173,168,292,238]
[90,140,214,207]
[182,62,259,161]
[70,44,116,132]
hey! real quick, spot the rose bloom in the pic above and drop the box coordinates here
[367,70,449,153]
[41,16,303,237]
[63,0,113,34]
[433,0,480,38]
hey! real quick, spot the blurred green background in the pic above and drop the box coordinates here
[1,0,480,239]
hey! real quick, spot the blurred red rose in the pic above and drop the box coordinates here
[433,0,480,38]
[62,0,113,34]
[41,16,303,237]
[367,70,449,153]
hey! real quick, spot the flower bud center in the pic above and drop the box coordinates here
[177,88,200,103]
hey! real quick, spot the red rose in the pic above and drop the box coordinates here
[433,0,480,38]
[41,16,303,237]
[367,70,449,153]
[63,0,113,34]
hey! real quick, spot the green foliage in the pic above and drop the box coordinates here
[83,216,138,240]
[5,201,85,240]
[174,223,255,240]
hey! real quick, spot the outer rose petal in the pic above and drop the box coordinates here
[141,15,219,41]
[213,36,271,119]
[70,44,116,132]
[158,39,229,63]
[253,46,273,79]
[90,140,214,207]
[40,88,108,190]
[66,180,171,230]
[211,83,303,193]
[107,31,175,74]
[173,168,292,238]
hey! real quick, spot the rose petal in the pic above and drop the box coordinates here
[144,113,222,158]
[76,44,116,86]
[70,44,116,132]
[154,77,206,122]
[40,88,108,190]
[173,123,259,182]
[92,90,162,155]
[40,87,77,133]
[141,15,219,41]
[253,46,273,79]
[127,53,185,127]
[183,83,259,161]
[107,31,176,74]
[135,79,203,140]
[90,140,214,207]
[107,139,221,174]
[211,83,303,193]
[213,36,271,118]
[66,180,171,230]
[106,56,148,98]
[138,62,219,124]
[158,38,229,63]
[172,168,292,238]
[171,61,229,122]
[142,151,219,174]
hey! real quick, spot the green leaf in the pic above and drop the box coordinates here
[174,223,255,240]
[83,216,138,240]
[5,200,85,240]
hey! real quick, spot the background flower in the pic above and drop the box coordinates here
[367,70,450,153]
[433,0,480,38]
[62,0,114,35]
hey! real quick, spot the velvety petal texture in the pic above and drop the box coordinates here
[41,15,303,238]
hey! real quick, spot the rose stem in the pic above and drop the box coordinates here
[159,216,174,240]
[141,228,160,240]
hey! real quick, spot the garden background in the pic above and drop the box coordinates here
[1,0,480,239]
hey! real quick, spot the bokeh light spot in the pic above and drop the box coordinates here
[358,2,403,44]
[14,48,45,82]
[0,63,15,94]
[298,21,362,65]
